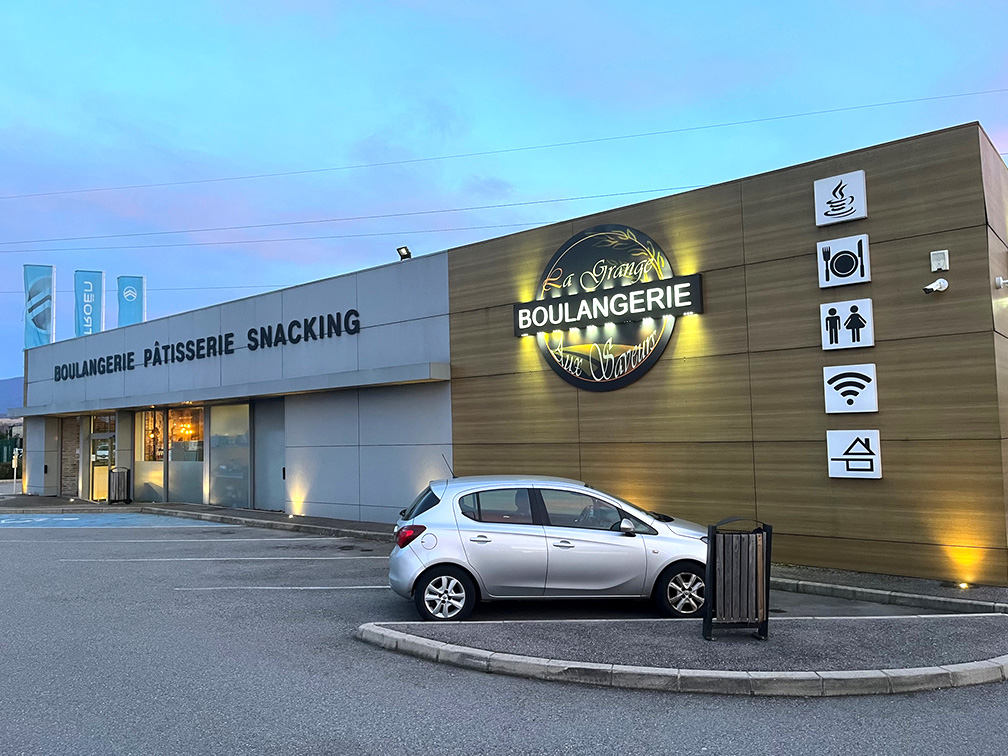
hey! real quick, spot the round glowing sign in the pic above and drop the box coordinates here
[529,225,680,392]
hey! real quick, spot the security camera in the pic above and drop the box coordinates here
[922,278,949,294]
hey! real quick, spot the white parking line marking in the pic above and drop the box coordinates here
[60,556,389,562]
[1,537,351,544]
[174,585,390,591]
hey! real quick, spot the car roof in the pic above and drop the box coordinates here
[433,474,587,491]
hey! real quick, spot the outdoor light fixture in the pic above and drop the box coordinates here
[396,246,411,261]
[959,582,970,589]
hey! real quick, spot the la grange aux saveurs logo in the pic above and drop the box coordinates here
[512,225,703,391]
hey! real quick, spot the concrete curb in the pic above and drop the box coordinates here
[139,506,391,543]
[355,623,1008,696]
[770,577,1008,615]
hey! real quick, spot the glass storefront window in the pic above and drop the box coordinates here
[89,413,116,502]
[168,407,204,502]
[90,436,115,502]
[142,410,164,462]
[168,408,203,462]
[92,414,116,434]
[209,404,250,508]
[134,410,165,502]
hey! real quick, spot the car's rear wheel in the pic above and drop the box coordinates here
[414,566,477,621]
[654,563,706,617]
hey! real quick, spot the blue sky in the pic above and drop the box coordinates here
[1,1,1006,378]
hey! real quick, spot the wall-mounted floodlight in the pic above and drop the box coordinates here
[397,246,411,261]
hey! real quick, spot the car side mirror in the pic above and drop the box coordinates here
[399,509,407,518]
[619,518,636,536]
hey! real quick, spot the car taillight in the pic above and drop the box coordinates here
[395,524,426,549]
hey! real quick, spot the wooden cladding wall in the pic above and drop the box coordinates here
[447,123,1008,585]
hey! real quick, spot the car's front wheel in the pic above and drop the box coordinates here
[654,563,706,617]
[414,566,477,621]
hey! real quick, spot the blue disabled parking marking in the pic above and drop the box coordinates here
[0,513,231,528]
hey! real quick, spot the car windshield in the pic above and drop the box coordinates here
[602,491,670,522]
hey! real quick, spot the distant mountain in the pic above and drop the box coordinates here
[0,376,23,418]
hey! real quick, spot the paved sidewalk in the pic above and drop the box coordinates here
[141,503,392,541]
[383,614,1008,672]
[358,612,1008,697]
[774,563,1008,605]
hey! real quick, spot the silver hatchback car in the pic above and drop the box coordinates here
[389,475,708,621]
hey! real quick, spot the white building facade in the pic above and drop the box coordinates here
[15,253,451,524]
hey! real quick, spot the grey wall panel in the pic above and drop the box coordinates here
[220,345,281,386]
[359,504,404,524]
[299,501,360,521]
[167,310,224,392]
[254,290,284,322]
[43,449,60,495]
[278,268,358,383]
[191,301,224,334]
[253,398,285,511]
[24,416,59,495]
[282,275,357,323]
[24,415,51,452]
[26,347,49,385]
[359,444,453,514]
[283,384,452,520]
[357,315,450,372]
[49,338,86,405]
[82,329,127,402]
[281,328,359,380]
[285,445,360,509]
[285,392,359,447]
[217,296,256,330]
[358,383,452,446]
[79,419,90,499]
[123,318,171,398]
[357,253,448,326]
[114,411,134,472]
[27,379,52,408]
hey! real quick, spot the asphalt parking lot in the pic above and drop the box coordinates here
[3,513,1008,756]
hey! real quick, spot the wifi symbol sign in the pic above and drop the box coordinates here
[823,364,878,414]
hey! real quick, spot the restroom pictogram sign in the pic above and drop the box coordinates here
[820,298,874,351]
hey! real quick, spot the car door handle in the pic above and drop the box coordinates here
[552,540,575,549]
[469,535,492,544]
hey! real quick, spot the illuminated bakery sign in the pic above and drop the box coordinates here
[513,225,703,391]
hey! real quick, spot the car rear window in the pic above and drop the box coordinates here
[403,487,440,520]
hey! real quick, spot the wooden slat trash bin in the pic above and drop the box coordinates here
[108,467,132,505]
[702,517,772,641]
